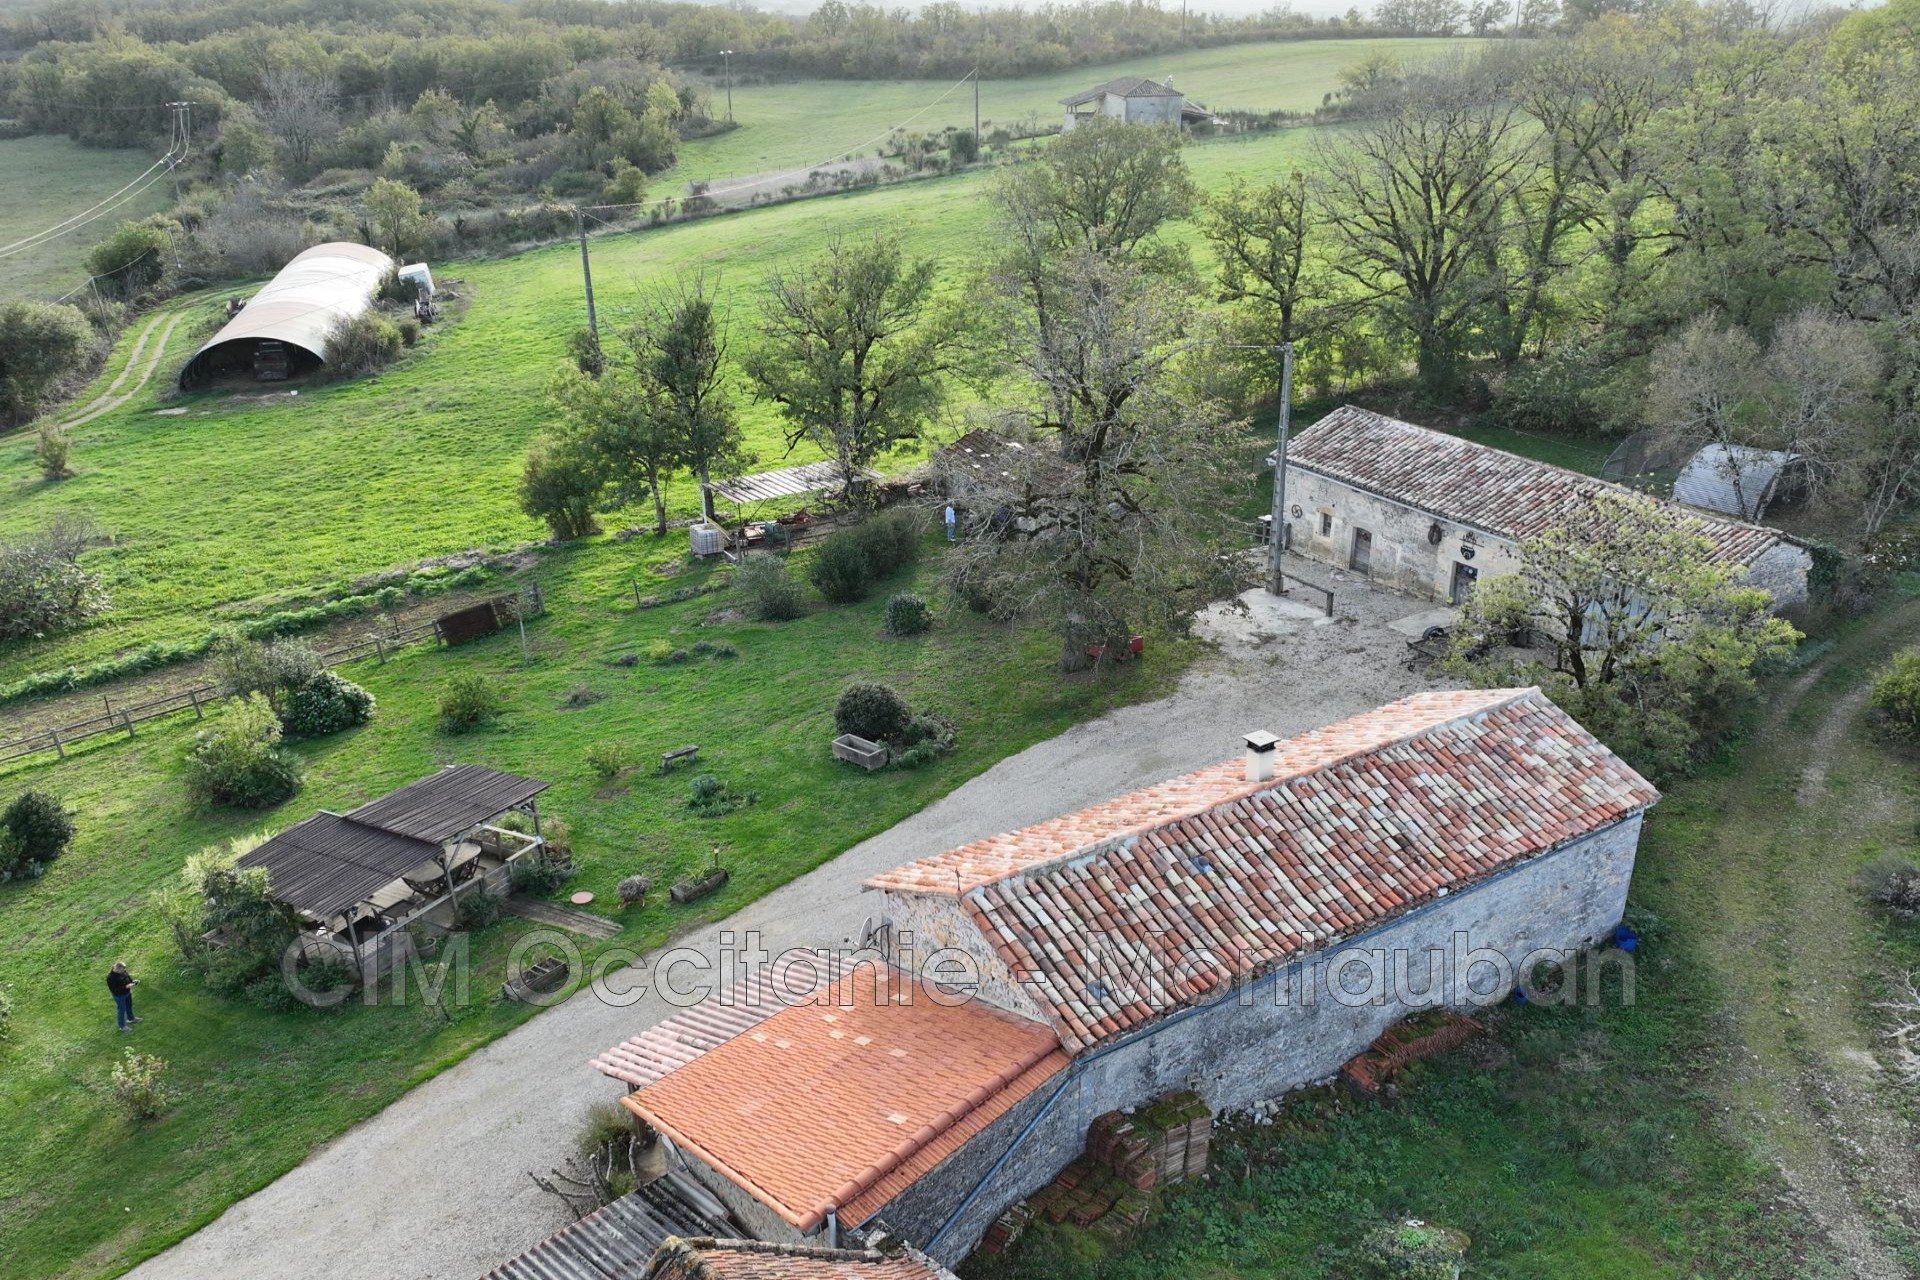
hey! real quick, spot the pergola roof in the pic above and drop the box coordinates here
[707,460,874,505]
[344,764,548,843]
[237,813,439,920]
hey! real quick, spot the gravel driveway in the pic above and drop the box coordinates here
[128,569,1451,1280]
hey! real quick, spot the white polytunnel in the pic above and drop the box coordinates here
[178,242,395,388]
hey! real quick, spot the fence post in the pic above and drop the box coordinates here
[49,727,64,759]
[633,580,642,608]
[188,687,203,719]
[122,709,136,739]
[375,634,387,664]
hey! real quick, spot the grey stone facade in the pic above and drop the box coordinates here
[1286,466,1810,610]
[869,815,1643,1265]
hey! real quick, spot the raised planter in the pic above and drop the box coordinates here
[502,955,570,1002]
[670,867,729,904]
[833,733,890,771]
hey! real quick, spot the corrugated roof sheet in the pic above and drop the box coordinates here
[179,242,393,387]
[1673,443,1798,520]
[345,764,549,843]
[236,812,439,920]
[620,966,1068,1232]
[708,461,875,505]
[875,689,1659,1054]
[482,1176,736,1280]
[1288,406,1784,567]
[641,1238,955,1280]
[593,953,839,1089]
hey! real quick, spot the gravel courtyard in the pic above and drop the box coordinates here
[128,561,1458,1280]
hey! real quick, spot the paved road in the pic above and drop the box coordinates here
[129,582,1442,1280]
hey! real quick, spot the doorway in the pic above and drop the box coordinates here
[1450,561,1479,605]
[1349,528,1373,573]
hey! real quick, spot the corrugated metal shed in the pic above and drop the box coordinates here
[236,813,438,920]
[345,764,548,843]
[178,242,394,387]
[482,1176,736,1280]
[1673,443,1798,520]
[708,461,874,505]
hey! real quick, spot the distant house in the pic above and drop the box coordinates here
[1059,75,1210,130]
[1282,405,1811,608]
[596,689,1656,1266]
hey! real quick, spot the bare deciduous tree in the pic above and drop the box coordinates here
[254,68,338,175]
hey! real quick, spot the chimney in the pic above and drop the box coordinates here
[1243,730,1279,784]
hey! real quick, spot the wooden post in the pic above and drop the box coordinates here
[374,634,386,664]
[188,687,203,719]
[632,580,642,608]
[49,727,64,759]
[122,709,136,739]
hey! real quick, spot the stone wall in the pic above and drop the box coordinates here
[882,890,1047,1022]
[1285,467,1519,603]
[878,816,1643,1265]
[1744,538,1812,608]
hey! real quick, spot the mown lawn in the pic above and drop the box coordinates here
[670,37,1473,183]
[0,125,1321,688]
[0,135,178,301]
[0,533,1195,1280]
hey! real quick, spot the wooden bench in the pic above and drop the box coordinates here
[661,744,700,774]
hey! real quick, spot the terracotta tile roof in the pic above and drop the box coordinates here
[1060,75,1181,106]
[1288,405,1784,567]
[877,690,1659,1054]
[592,953,839,1088]
[621,966,1068,1232]
[641,1237,955,1280]
[868,689,1537,896]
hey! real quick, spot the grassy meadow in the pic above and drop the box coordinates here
[0,124,1323,687]
[0,136,180,300]
[670,37,1470,183]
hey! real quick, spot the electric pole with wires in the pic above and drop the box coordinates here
[574,207,598,339]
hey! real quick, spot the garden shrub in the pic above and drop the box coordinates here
[111,1049,174,1120]
[185,694,301,809]
[809,532,873,603]
[280,672,375,738]
[686,772,754,817]
[860,509,923,577]
[0,788,75,880]
[0,983,12,1040]
[736,553,805,621]
[617,874,653,906]
[210,632,323,713]
[1359,1219,1471,1280]
[321,311,403,379]
[159,838,302,1002]
[1871,646,1920,739]
[713,642,739,658]
[452,889,503,931]
[835,682,911,744]
[669,648,691,663]
[586,741,628,780]
[0,512,109,641]
[646,638,675,662]
[438,671,499,733]
[692,639,717,656]
[884,592,931,636]
[396,316,422,347]
[511,850,571,895]
[1870,859,1920,920]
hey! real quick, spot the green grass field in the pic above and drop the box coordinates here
[0,136,179,301]
[0,125,1322,688]
[671,37,1471,184]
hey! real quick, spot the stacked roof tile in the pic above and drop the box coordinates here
[871,689,1658,1053]
[1288,405,1785,567]
[620,966,1069,1232]
[640,1238,955,1280]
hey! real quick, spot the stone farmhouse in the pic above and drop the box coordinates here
[1058,75,1211,130]
[1283,406,1813,608]
[592,688,1658,1267]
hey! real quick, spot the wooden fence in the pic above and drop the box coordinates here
[0,586,543,770]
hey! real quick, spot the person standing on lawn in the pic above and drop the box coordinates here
[108,962,141,1032]
[944,503,957,542]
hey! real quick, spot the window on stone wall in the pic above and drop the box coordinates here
[1319,511,1333,537]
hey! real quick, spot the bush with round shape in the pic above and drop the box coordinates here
[322,311,403,380]
[452,889,503,931]
[111,1048,174,1120]
[646,638,675,662]
[585,741,628,780]
[884,592,931,636]
[0,788,75,880]
[185,694,301,809]
[736,553,805,621]
[1871,646,1920,739]
[438,672,499,733]
[1871,859,1920,920]
[809,533,872,603]
[835,682,911,744]
[280,672,375,738]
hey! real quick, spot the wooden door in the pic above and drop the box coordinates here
[1350,528,1373,572]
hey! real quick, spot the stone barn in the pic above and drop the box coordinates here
[594,688,1657,1267]
[1282,406,1812,608]
[1059,76,1211,130]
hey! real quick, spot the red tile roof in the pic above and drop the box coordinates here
[1288,405,1784,566]
[592,953,839,1089]
[642,1237,954,1279]
[620,966,1069,1232]
[875,689,1658,1054]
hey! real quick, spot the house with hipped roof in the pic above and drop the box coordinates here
[1280,405,1811,608]
[1058,75,1212,130]
[592,689,1657,1266]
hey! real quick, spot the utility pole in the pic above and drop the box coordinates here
[1267,342,1295,598]
[574,208,598,338]
[721,50,734,123]
[973,67,980,147]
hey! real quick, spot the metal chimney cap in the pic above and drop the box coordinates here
[1243,730,1280,754]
